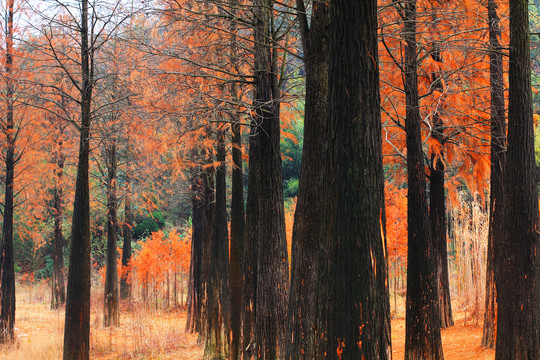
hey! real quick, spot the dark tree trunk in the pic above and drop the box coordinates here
[402,1,444,359]
[250,1,289,359]
[242,114,259,359]
[228,2,245,356]
[314,1,391,359]
[482,0,505,349]
[204,130,230,358]
[429,115,453,329]
[63,0,92,357]
[120,175,132,300]
[496,0,540,358]
[286,1,329,359]
[186,172,205,334]
[52,124,66,309]
[0,0,16,342]
[229,116,244,360]
[104,143,119,327]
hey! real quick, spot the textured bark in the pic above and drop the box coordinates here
[104,143,119,327]
[204,131,230,358]
[63,0,92,357]
[0,0,16,343]
[249,1,289,359]
[242,113,259,359]
[185,173,205,333]
[229,117,244,360]
[495,0,540,358]
[314,0,391,359]
[120,175,132,300]
[51,124,66,309]
[286,1,329,359]
[429,115,453,329]
[482,0,505,349]
[402,1,444,359]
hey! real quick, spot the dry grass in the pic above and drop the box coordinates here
[3,276,494,360]
[0,282,202,360]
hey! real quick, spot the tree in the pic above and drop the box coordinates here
[120,174,132,299]
[286,1,329,359]
[51,118,67,309]
[103,142,119,327]
[401,0,444,358]
[495,0,540,358]
[0,0,16,343]
[482,0,505,349]
[314,0,391,358]
[62,0,93,355]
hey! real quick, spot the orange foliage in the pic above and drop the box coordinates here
[130,229,191,288]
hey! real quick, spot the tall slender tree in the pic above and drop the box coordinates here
[63,0,93,356]
[401,0,444,358]
[103,142,119,327]
[482,0,505,349]
[286,1,329,359]
[495,0,539,358]
[314,0,391,358]
[0,0,16,343]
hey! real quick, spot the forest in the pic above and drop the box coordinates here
[0,0,538,359]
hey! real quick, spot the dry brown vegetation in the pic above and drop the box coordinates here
[0,281,495,360]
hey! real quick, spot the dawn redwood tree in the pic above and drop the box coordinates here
[63,0,93,356]
[482,0,505,349]
[401,0,444,358]
[103,142,119,327]
[185,171,205,334]
[495,0,540,358]
[204,128,229,357]
[51,120,66,309]
[243,0,289,358]
[120,174,132,299]
[0,0,16,343]
[286,1,329,359]
[314,0,391,359]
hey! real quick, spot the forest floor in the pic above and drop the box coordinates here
[0,284,495,360]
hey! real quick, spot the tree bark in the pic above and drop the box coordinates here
[0,0,16,343]
[51,123,66,309]
[249,1,289,359]
[104,143,119,327]
[204,130,230,358]
[482,0,505,349]
[495,0,540,358]
[186,172,205,334]
[229,116,244,360]
[314,0,391,359]
[429,114,453,329]
[120,175,132,300]
[286,1,329,359]
[402,1,444,359]
[63,0,92,357]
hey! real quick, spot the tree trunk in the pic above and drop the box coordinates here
[402,1,444,359]
[186,172,205,333]
[314,1,391,359]
[63,0,92,357]
[250,1,289,358]
[286,1,329,359]
[496,0,540,358]
[229,115,245,360]
[0,0,16,343]
[482,0,505,349]
[204,130,229,358]
[429,115,453,329]
[120,175,132,300]
[51,124,66,309]
[104,143,119,327]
